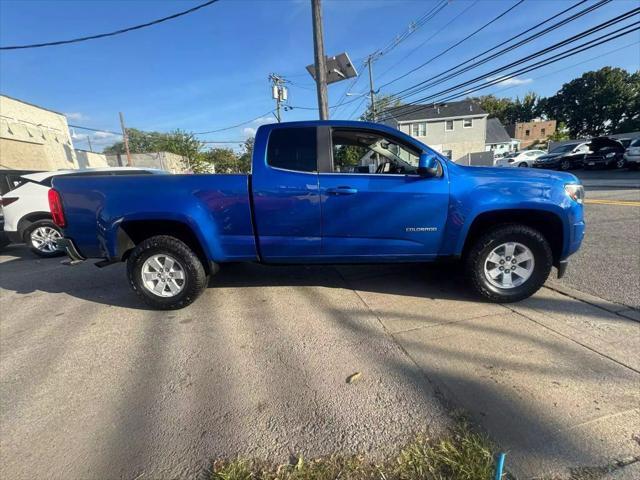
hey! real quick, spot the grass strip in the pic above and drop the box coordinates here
[212,423,497,480]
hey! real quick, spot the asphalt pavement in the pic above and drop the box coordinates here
[556,169,640,309]
[0,169,638,480]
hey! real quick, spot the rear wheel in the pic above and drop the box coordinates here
[465,224,552,303]
[24,220,64,258]
[518,162,528,168]
[127,235,209,310]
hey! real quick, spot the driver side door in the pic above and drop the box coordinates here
[317,126,449,260]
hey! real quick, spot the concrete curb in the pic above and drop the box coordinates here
[544,280,640,322]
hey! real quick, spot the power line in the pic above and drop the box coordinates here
[333,0,449,116]
[375,0,480,82]
[69,124,121,136]
[377,21,640,122]
[0,0,220,50]
[386,7,640,106]
[379,0,527,89]
[389,0,608,99]
[193,110,275,135]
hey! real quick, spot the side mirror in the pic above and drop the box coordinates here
[417,153,439,177]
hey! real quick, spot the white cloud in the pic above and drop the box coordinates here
[494,76,533,86]
[64,112,87,121]
[243,127,256,137]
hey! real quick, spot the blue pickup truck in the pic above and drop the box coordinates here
[50,121,585,309]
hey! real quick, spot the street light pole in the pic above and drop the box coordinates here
[311,0,329,120]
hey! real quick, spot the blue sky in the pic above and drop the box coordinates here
[1,0,638,151]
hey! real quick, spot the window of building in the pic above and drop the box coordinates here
[410,122,426,137]
[525,129,530,137]
[445,120,454,131]
[541,128,546,135]
[442,150,453,159]
[463,118,473,128]
[331,128,420,175]
[267,127,317,172]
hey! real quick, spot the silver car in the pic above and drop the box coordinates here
[623,138,640,170]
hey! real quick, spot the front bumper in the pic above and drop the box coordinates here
[623,153,640,164]
[57,238,86,264]
[532,161,560,169]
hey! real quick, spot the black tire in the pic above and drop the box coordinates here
[0,234,10,250]
[23,219,65,258]
[614,157,626,169]
[628,162,639,171]
[560,159,571,171]
[518,162,528,168]
[465,224,553,303]
[127,235,209,310]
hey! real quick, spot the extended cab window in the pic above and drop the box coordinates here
[267,127,317,172]
[331,128,420,175]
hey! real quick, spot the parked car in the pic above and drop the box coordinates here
[51,121,585,310]
[583,137,627,169]
[532,142,591,171]
[624,138,640,170]
[0,169,41,251]
[2,167,162,257]
[493,149,546,167]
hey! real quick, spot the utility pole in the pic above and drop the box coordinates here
[367,55,376,121]
[119,111,132,167]
[87,135,93,153]
[311,0,329,120]
[269,73,288,123]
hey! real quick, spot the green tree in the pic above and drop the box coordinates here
[474,92,539,125]
[201,147,240,173]
[237,137,254,173]
[475,95,515,124]
[539,67,640,137]
[362,94,403,121]
[103,128,203,172]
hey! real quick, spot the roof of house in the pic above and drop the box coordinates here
[384,100,487,122]
[486,118,512,144]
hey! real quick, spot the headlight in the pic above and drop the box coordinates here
[605,152,616,158]
[564,184,584,204]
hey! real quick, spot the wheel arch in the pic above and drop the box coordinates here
[116,219,213,274]
[17,212,54,239]
[460,209,565,265]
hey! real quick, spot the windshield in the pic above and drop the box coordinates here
[551,144,578,154]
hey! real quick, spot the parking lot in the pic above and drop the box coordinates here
[1,171,639,480]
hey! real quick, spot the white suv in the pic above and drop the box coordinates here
[2,167,162,257]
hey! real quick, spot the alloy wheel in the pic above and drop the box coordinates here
[30,226,61,253]
[483,242,535,289]
[141,254,186,297]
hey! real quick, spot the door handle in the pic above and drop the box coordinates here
[326,186,358,195]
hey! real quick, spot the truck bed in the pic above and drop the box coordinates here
[52,173,257,261]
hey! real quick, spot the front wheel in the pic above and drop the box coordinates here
[127,235,209,310]
[518,162,528,168]
[615,157,626,169]
[465,224,552,303]
[560,159,571,171]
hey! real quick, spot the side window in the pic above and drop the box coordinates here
[267,127,317,172]
[445,120,454,131]
[331,128,420,175]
